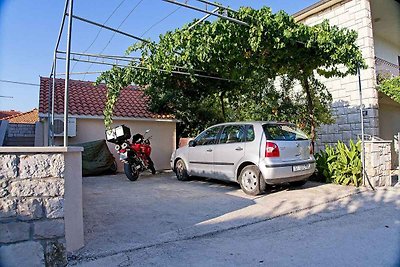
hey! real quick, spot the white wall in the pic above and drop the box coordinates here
[374,36,400,65]
[378,93,400,168]
[43,118,176,172]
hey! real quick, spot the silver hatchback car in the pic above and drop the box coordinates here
[171,122,316,195]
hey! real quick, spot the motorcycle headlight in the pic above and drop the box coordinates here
[115,144,120,151]
[121,143,128,149]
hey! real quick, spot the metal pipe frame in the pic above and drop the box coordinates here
[63,0,74,147]
[51,58,56,145]
[48,0,69,146]
[195,0,237,14]
[57,50,141,60]
[162,0,248,26]
[56,56,238,82]
[59,51,212,75]
[188,7,219,30]
[56,71,108,76]
[70,14,149,43]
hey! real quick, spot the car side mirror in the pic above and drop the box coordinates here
[188,140,197,147]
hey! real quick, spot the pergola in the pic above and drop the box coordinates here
[49,0,369,186]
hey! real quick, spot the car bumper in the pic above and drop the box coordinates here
[259,159,316,184]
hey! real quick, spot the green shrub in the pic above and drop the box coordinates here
[377,76,400,104]
[315,140,362,186]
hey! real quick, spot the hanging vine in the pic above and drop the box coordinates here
[97,6,366,137]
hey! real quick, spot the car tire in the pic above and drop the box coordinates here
[175,159,190,181]
[289,179,307,187]
[124,163,139,181]
[239,165,265,196]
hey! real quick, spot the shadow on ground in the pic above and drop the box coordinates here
[70,172,400,266]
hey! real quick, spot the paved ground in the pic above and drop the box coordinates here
[69,172,400,266]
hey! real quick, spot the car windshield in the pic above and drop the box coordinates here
[263,124,308,141]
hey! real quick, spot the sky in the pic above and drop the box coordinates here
[0,0,319,112]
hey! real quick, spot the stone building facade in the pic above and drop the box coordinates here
[294,0,400,162]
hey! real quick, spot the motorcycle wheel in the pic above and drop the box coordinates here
[148,157,156,175]
[124,163,139,181]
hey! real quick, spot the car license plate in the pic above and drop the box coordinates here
[292,163,311,172]
[119,152,128,161]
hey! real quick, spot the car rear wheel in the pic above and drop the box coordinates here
[175,159,190,181]
[239,165,265,196]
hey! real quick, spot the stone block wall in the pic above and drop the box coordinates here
[7,123,35,138]
[297,0,379,149]
[365,141,392,186]
[0,147,83,266]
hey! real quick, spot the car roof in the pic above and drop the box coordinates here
[212,121,295,127]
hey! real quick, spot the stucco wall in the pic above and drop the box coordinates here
[296,0,379,148]
[378,93,400,168]
[43,118,176,172]
[374,36,400,65]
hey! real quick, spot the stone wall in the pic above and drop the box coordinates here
[365,140,392,186]
[0,147,83,267]
[296,0,379,149]
[7,123,35,138]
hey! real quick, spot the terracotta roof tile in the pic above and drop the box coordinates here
[38,77,173,120]
[0,110,21,120]
[4,109,38,124]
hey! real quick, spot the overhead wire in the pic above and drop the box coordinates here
[140,6,181,37]
[83,0,144,79]
[71,0,127,71]
[0,79,40,87]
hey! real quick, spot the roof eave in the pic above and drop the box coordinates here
[293,0,345,22]
[38,113,177,123]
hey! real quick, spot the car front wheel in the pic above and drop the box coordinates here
[239,165,265,196]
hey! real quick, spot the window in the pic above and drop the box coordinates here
[219,125,246,144]
[246,125,255,142]
[263,124,308,141]
[195,126,221,146]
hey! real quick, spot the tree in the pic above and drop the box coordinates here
[97,6,365,139]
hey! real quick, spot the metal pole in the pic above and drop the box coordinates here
[50,0,69,77]
[188,7,219,30]
[398,132,400,181]
[63,0,73,147]
[57,50,141,60]
[357,66,366,185]
[51,56,57,146]
[71,15,149,43]
[48,0,69,147]
[162,0,248,26]
[47,76,52,146]
[56,56,238,82]
[195,0,237,14]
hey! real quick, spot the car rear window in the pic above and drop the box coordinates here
[263,124,308,141]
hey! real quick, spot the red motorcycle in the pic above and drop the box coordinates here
[106,125,156,181]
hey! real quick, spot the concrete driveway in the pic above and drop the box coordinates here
[69,172,400,266]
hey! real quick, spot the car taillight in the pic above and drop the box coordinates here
[265,142,280,157]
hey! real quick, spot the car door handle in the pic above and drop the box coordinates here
[235,147,243,151]
[206,149,213,152]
